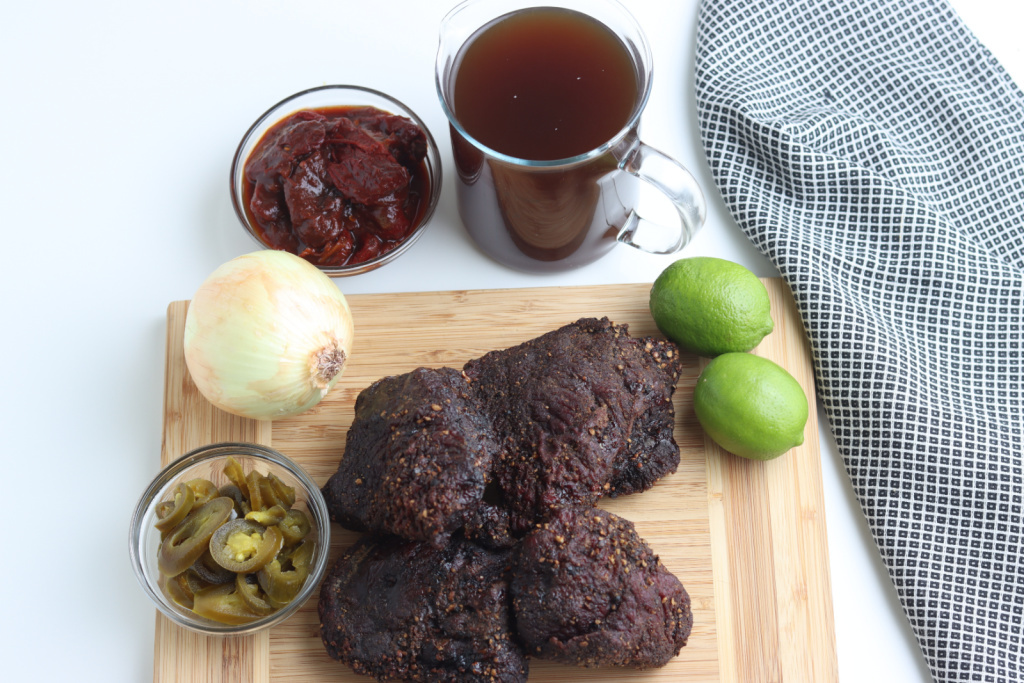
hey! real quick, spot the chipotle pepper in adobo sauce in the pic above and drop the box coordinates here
[243,106,430,267]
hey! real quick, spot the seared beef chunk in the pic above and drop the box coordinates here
[608,336,683,496]
[319,319,692,675]
[318,534,528,683]
[322,318,682,543]
[321,367,498,547]
[461,501,517,550]
[511,506,692,669]
[464,318,682,531]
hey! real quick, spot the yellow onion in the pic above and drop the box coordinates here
[184,250,354,421]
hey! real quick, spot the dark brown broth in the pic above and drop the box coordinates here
[452,7,639,161]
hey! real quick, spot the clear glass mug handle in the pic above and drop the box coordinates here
[614,138,707,254]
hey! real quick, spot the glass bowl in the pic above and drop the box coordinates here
[129,442,331,635]
[230,85,443,277]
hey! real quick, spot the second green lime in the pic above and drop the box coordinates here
[693,352,808,461]
[649,257,773,357]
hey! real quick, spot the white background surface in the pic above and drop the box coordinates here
[2,1,1019,680]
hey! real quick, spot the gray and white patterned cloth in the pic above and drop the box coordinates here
[694,0,1023,680]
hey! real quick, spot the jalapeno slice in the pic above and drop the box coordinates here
[163,573,195,609]
[257,540,315,604]
[257,476,281,510]
[250,473,295,511]
[218,484,250,516]
[223,457,249,500]
[278,508,311,546]
[245,504,287,527]
[154,483,194,534]
[209,519,284,574]
[185,478,219,505]
[235,573,275,616]
[266,473,296,509]
[192,582,260,625]
[183,568,213,593]
[158,496,233,577]
[246,471,265,511]
[191,548,235,585]
[163,569,214,610]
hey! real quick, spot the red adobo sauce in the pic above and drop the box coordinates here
[243,106,430,267]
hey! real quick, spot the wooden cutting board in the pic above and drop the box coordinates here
[154,280,837,682]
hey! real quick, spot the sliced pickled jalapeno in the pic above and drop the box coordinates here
[184,478,219,505]
[223,457,249,500]
[245,504,287,526]
[253,475,273,508]
[163,573,196,609]
[181,568,213,596]
[209,519,284,574]
[164,567,219,610]
[266,473,296,509]
[242,470,299,512]
[154,483,194,534]
[246,470,265,511]
[218,484,250,516]
[192,583,260,625]
[235,573,275,616]
[251,473,294,510]
[191,548,236,585]
[258,540,315,604]
[278,509,311,546]
[158,496,233,577]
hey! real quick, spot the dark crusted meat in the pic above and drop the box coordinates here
[461,501,517,550]
[464,318,682,531]
[322,317,682,543]
[320,367,498,547]
[510,506,692,669]
[318,534,528,683]
[609,334,683,496]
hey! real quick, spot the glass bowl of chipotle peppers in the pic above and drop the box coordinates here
[129,442,331,635]
[230,85,443,276]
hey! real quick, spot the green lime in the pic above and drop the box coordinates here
[649,257,774,357]
[693,352,808,461]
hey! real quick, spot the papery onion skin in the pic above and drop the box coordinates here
[183,250,355,421]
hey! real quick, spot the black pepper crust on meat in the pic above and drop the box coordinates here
[510,506,692,669]
[464,317,682,531]
[609,335,683,496]
[322,317,682,543]
[320,367,499,547]
[318,534,528,683]
[461,501,517,550]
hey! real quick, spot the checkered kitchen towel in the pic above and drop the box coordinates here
[695,0,1023,680]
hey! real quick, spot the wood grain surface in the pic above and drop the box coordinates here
[154,280,837,682]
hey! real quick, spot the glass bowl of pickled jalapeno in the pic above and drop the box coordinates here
[129,442,331,635]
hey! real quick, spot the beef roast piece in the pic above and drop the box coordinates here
[319,534,528,683]
[510,506,692,669]
[322,317,682,544]
[461,501,517,550]
[608,335,683,496]
[321,367,498,547]
[463,318,682,531]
